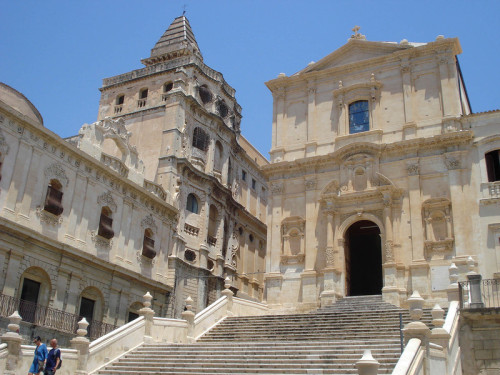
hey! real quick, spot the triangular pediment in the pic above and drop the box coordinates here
[298,40,418,75]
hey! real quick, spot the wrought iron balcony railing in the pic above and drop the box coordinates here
[0,294,117,340]
[458,277,500,310]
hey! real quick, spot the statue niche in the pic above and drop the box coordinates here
[422,198,454,258]
[281,216,305,265]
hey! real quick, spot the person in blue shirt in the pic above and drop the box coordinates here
[45,338,61,375]
[28,336,47,375]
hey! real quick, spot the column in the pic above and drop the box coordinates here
[445,154,467,256]
[1,250,23,297]
[18,147,42,217]
[382,193,394,264]
[275,90,285,148]
[407,161,425,261]
[306,86,316,142]
[400,59,414,124]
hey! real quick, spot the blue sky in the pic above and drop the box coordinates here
[2,1,499,158]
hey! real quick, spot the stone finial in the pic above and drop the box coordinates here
[224,277,232,290]
[449,263,459,284]
[431,304,445,328]
[185,296,193,312]
[143,292,153,308]
[356,349,379,375]
[278,73,286,78]
[7,311,22,333]
[436,35,445,40]
[408,291,424,321]
[370,73,375,82]
[400,39,409,45]
[467,256,476,276]
[76,317,89,337]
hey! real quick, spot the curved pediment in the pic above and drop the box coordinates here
[332,142,382,161]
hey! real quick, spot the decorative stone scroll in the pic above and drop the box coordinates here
[44,163,69,187]
[36,207,63,225]
[141,214,158,234]
[90,230,113,249]
[97,191,117,212]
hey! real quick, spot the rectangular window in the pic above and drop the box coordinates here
[241,170,247,181]
[349,100,370,134]
[252,179,256,190]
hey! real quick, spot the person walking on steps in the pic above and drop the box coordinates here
[28,336,47,375]
[45,338,61,375]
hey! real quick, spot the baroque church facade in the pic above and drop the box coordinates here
[0,14,499,343]
[263,28,500,311]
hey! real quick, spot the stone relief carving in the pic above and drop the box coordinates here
[406,163,420,176]
[325,247,335,268]
[281,217,305,264]
[136,250,156,265]
[230,228,240,267]
[305,179,316,191]
[444,157,461,170]
[271,183,283,195]
[44,163,69,187]
[36,207,63,225]
[90,230,113,249]
[385,240,394,263]
[0,128,10,157]
[97,191,117,212]
[141,214,158,234]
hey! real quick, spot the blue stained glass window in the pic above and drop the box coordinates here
[349,100,369,134]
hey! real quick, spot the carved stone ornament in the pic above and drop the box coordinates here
[444,157,461,170]
[90,230,113,249]
[325,247,335,267]
[406,163,420,176]
[280,254,305,265]
[136,250,156,265]
[0,128,10,156]
[271,183,283,195]
[385,240,394,263]
[97,191,117,212]
[44,163,69,187]
[305,179,316,191]
[36,206,63,225]
[424,239,454,255]
[141,214,158,234]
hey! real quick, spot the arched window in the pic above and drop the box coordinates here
[186,193,199,214]
[98,206,114,239]
[486,150,500,182]
[44,179,64,216]
[217,100,229,118]
[138,88,148,108]
[349,100,369,134]
[163,82,173,93]
[19,267,52,324]
[214,141,223,173]
[227,158,233,186]
[198,85,212,104]
[162,82,173,101]
[207,205,218,246]
[142,228,156,259]
[115,94,125,105]
[192,127,209,151]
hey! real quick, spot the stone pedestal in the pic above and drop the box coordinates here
[1,311,23,375]
[300,270,317,305]
[181,296,195,343]
[321,268,341,307]
[70,318,90,375]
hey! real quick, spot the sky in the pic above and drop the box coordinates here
[1,1,500,159]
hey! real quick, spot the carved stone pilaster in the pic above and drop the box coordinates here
[385,240,394,263]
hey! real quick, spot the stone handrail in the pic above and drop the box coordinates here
[233,297,270,316]
[87,316,146,373]
[444,301,462,375]
[391,338,425,375]
[193,296,229,339]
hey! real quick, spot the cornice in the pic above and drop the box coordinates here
[266,38,461,92]
[1,112,178,220]
[262,130,473,175]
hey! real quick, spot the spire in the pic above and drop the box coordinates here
[142,16,202,66]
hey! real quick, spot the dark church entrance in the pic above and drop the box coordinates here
[344,220,383,296]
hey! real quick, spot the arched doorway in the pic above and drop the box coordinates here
[345,220,382,296]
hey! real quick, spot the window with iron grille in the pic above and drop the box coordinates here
[192,127,209,151]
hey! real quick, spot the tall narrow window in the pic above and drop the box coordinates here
[192,127,209,151]
[349,100,369,134]
[198,85,212,104]
[186,193,199,214]
[142,228,156,259]
[44,180,64,216]
[98,206,114,239]
[241,170,247,181]
[138,88,148,108]
[116,95,124,105]
[486,150,500,182]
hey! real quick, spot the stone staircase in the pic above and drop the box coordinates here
[97,295,433,375]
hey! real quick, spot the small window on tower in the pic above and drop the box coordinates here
[116,95,125,105]
[164,82,173,93]
[140,88,148,99]
[252,179,256,190]
[241,170,247,181]
[486,150,500,182]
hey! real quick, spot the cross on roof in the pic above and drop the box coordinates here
[352,26,361,36]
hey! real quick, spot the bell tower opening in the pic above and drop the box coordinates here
[345,220,382,296]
